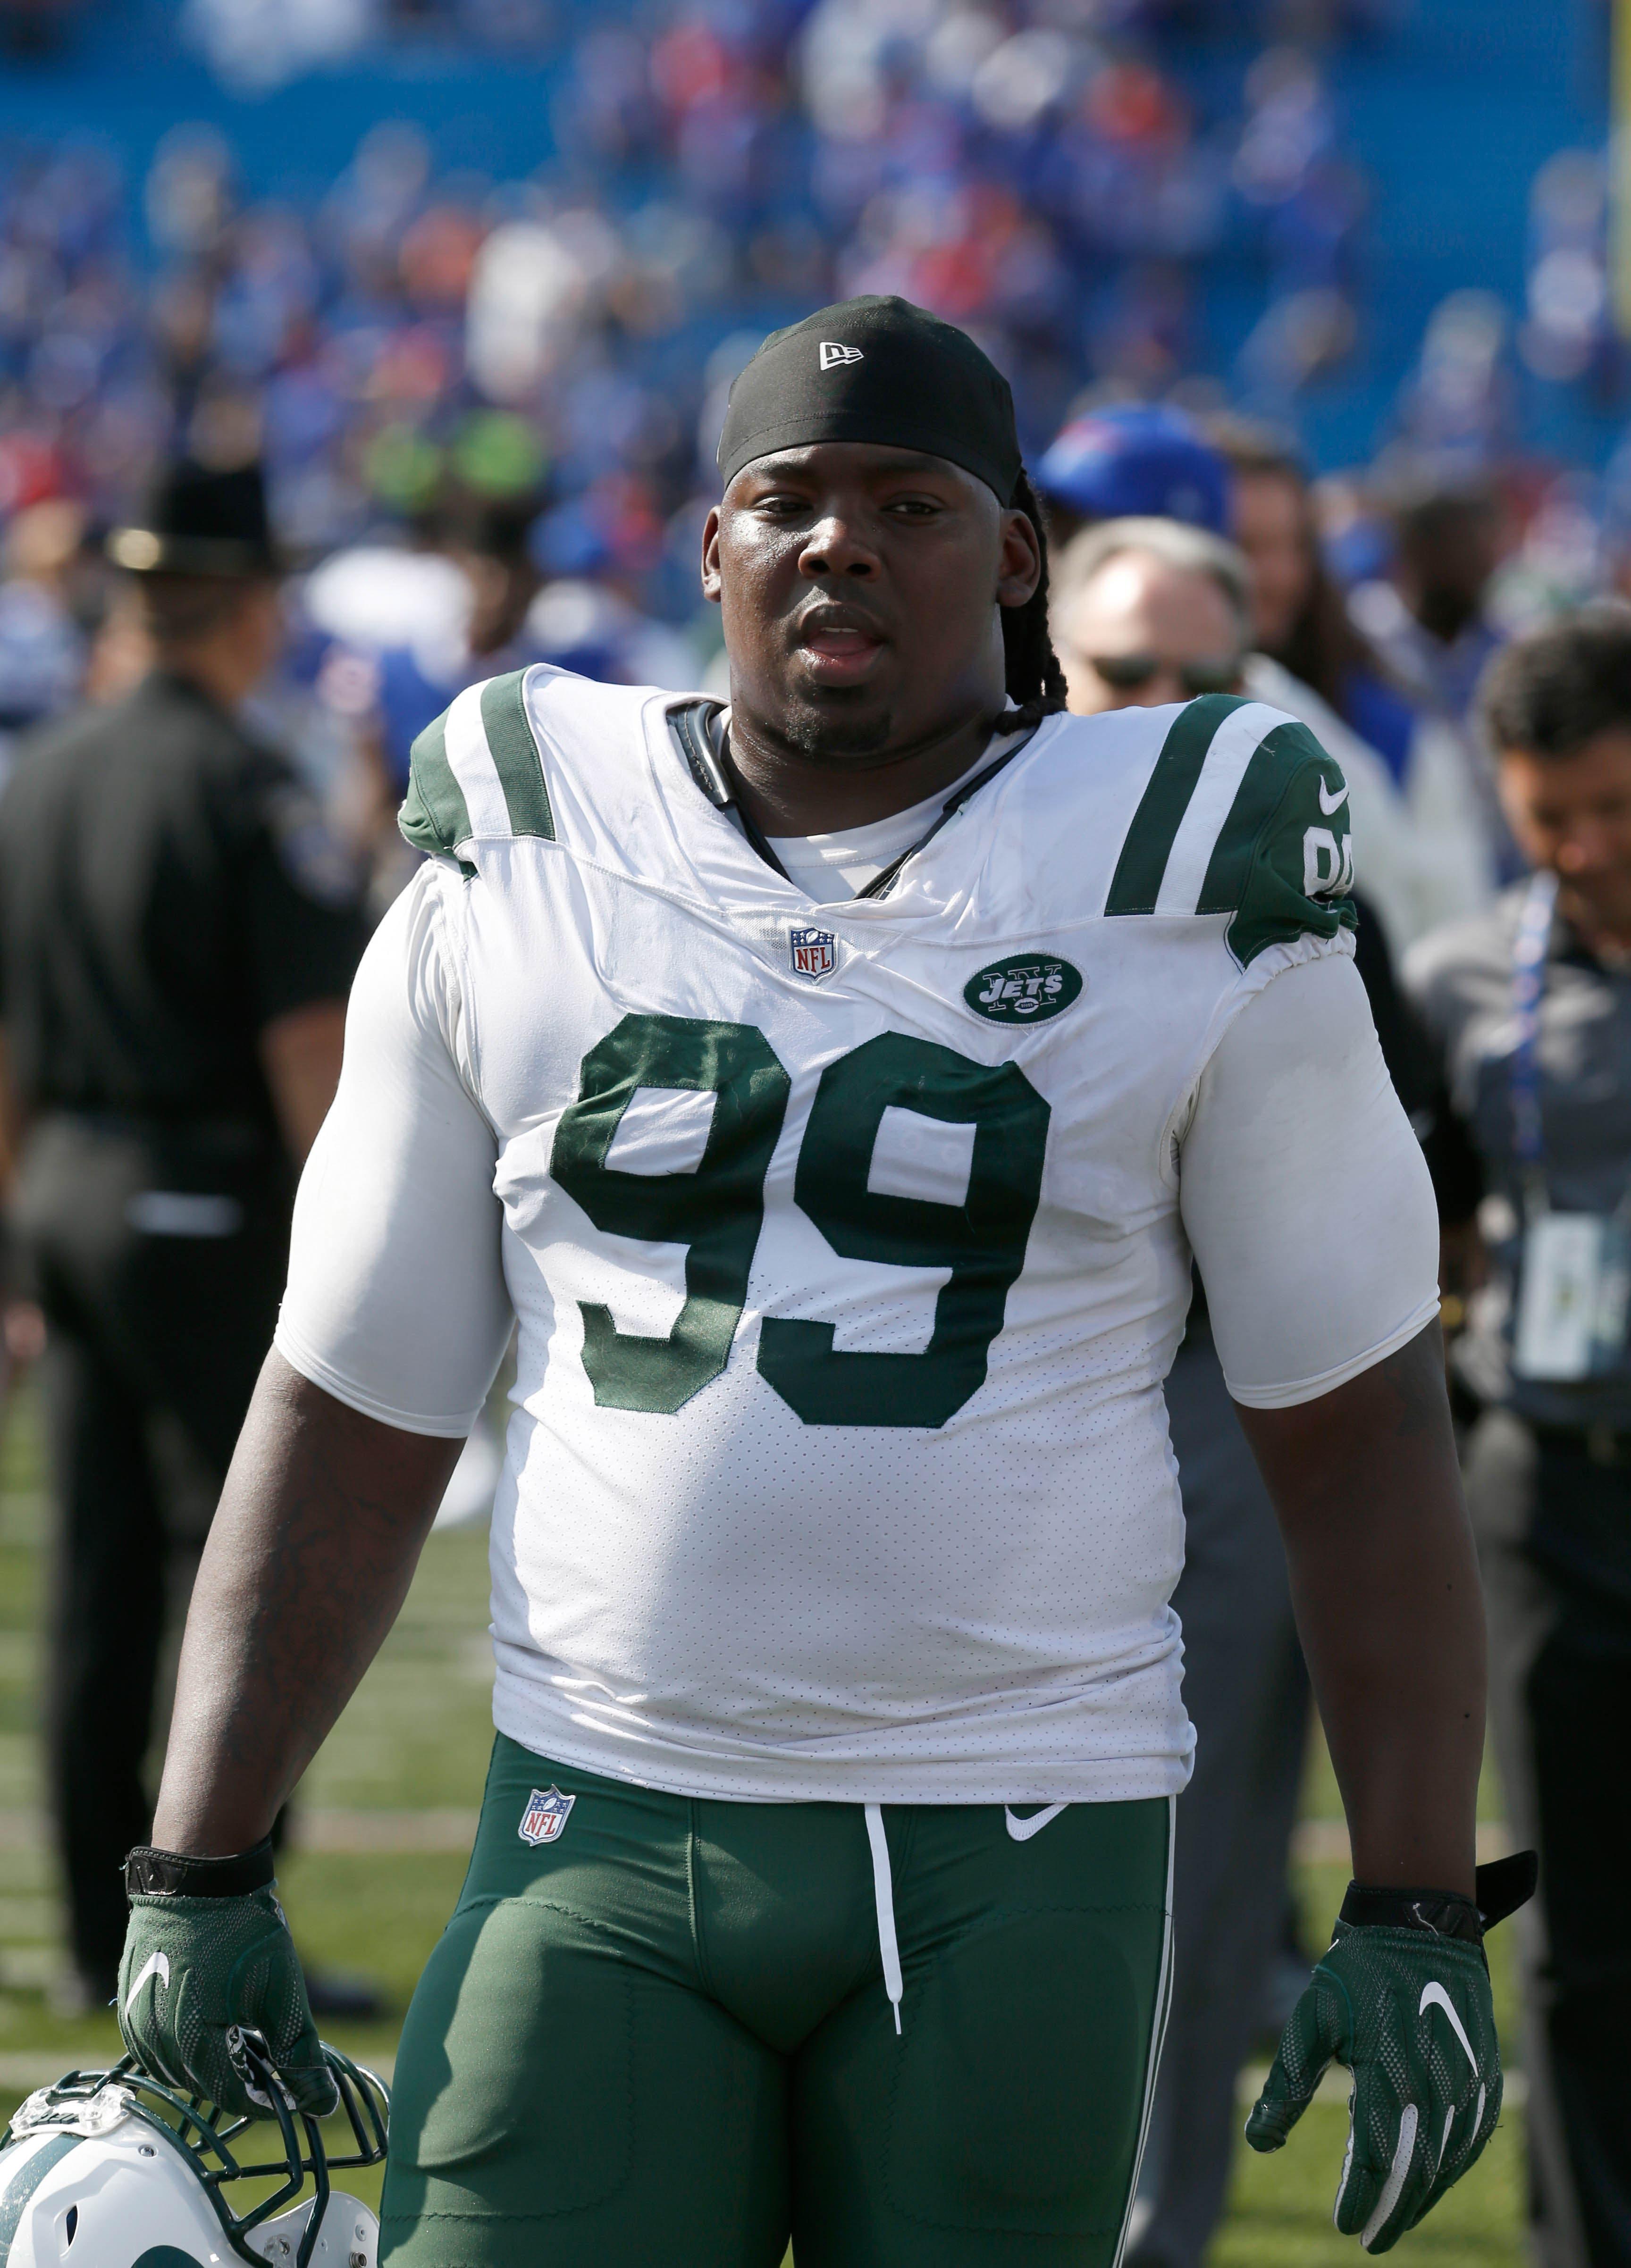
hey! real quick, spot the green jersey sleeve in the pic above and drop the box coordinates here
[1198,717,1357,965]
[399,703,472,863]
[398,670,555,863]
[1105,695,1357,965]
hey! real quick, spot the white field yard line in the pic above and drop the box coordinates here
[0,1815,1519,1859]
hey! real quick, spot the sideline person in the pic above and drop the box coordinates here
[1210,423,1493,939]
[120,300,1519,2268]
[1050,514,1432,958]
[1210,419,1417,780]
[1407,607,1631,2268]
[0,457,369,2011]
[1358,464,1516,895]
[1052,510,1454,2268]
[1034,402,1230,548]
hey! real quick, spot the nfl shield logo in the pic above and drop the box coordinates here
[518,1786,576,1846]
[789,926,838,982]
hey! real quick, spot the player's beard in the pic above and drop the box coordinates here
[750,689,896,769]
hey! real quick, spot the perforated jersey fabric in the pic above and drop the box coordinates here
[1245,1921,1500,2253]
[119,1885,335,2119]
[276,669,1439,1805]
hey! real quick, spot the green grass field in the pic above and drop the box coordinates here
[0,1385,1529,2262]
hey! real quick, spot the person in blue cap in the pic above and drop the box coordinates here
[1034,402,1231,547]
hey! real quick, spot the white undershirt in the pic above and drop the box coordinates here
[764,748,999,905]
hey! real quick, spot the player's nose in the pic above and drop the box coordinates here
[799,515,878,579]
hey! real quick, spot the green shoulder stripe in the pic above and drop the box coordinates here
[399,708,472,862]
[480,670,554,841]
[1104,695,1253,915]
[1196,717,1357,965]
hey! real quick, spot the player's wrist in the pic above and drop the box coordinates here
[124,1838,276,1900]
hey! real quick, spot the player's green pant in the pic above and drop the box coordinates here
[381,1735,1173,2268]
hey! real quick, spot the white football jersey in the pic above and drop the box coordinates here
[277,668,1438,1803]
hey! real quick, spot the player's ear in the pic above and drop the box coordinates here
[701,506,724,605]
[996,506,1042,610]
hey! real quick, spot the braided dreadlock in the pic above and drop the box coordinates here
[1002,466,1071,730]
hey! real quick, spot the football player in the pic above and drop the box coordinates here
[119,298,1524,2268]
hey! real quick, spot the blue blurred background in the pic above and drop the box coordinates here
[0,0,1615,816]
[0,0,1614,550]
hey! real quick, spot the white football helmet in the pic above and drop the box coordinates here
[0,2037,387,2268]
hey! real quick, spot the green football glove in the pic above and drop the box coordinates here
[118,1840,337,2122]
[1245,1856,1536,2253]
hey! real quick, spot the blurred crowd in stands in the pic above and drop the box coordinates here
[0,0,1618,931]
[0,1,1405,548]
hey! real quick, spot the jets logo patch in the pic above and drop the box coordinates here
[819,341,864,370]
[964,954,1083,1024]
[519,1786,575,1845]
[789,926,838,981]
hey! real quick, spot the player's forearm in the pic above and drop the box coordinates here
[1236,1322,1485,1897]
[151,1350,462,1856]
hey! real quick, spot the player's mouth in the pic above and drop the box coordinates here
[792,605,888,685]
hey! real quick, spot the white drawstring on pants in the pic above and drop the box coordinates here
[864,1803,904,2036]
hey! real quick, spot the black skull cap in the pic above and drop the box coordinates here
[716,296,1022,504]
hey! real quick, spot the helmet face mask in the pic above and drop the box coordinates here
[0,2036,387,2268]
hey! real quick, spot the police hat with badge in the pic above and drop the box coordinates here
[108,457,281,578]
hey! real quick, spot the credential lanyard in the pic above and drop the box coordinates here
[1510,869,1558,1219]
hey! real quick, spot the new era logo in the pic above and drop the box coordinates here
[819,341,864,370]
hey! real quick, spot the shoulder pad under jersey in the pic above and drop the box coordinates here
[399,668,553,864]
[1100,693,1356,965]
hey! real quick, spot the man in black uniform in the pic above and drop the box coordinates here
[0,459,370,2010]
[1407,609,1631,2268]
[1053,513,1455,2268]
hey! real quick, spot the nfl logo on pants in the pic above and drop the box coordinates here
[789,927,837,981]
[519,1786,576,1845]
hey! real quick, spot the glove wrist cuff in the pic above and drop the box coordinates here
[1339,1880,1483,1942]
[124,1838,275,1900]
[1340,1849,1540,1943]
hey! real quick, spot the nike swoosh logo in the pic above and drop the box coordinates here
[1360,2101,1418,2250]
[1419,1980,1479,2074]
[1318,778,1349,816]
[123,1949,169,2021]
[1005,1803,1068,1843]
